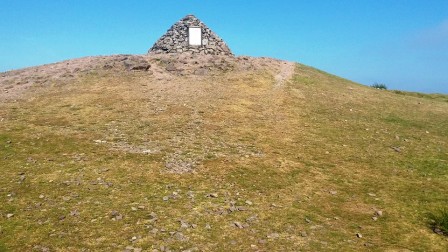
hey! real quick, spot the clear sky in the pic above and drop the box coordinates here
[1,0,447,93]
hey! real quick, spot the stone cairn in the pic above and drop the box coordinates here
[148,14,233,56]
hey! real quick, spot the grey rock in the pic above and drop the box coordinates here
[149,212,158,219]
[187,191,195,198]
[180,220,190,229]
[391,146,401,152]
[233,221,244,229]
[207,193,218,198]
[70,209,80,217]
[110,210,123,220]
[434,227,444,235]
[267,233,280,239]
[130,63,151,71]
[33,245,50,252]
[165,64,177,72]
[173,232,188,241]
[246,215,258,223]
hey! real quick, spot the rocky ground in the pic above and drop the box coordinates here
[0,54,294,102]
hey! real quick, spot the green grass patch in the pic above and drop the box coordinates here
[428,209,448,236]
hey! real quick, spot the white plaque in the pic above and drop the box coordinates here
[189,27,201,46]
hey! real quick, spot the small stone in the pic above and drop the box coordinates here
[6,213,14,218]
[173,232,188,241]
[149,212,158,219]
[207,193,218,198]
[228,206,237,213]
[70,209,80,217]
[391,146,401,152]
[165,64,177,72]
[233,221,244,229]
[434,228,444,235]
[205,223,211,229]
[131,207,137,211]
[39,194,45,199]
[110,210,123,220]
[245,200,253,205]
[372,216,378,221]
[367,193,376,197]
[305,218,312,223]
[163,196,169,201]
[356,233,363,238]
[180,220,190,229]
[364,242,373,247]
[267,233,279,239]
[329,190,337,195]
[375,210,383,216]
[246,215,258,223]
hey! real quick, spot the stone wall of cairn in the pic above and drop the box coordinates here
[148,15,233,56]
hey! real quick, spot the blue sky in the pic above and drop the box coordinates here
[1,1,447,93]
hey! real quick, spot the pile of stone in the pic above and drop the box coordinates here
[148,15,233,56]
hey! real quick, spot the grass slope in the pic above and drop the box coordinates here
[0,58,447,251]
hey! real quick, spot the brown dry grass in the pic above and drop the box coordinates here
[0,55,447,251]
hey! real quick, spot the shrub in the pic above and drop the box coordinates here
[428,209,448,236]
[371,83,388,90]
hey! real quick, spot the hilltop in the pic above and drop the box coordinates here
[0,54,447,251]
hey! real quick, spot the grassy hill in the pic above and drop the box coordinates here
[1,55,447,251]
